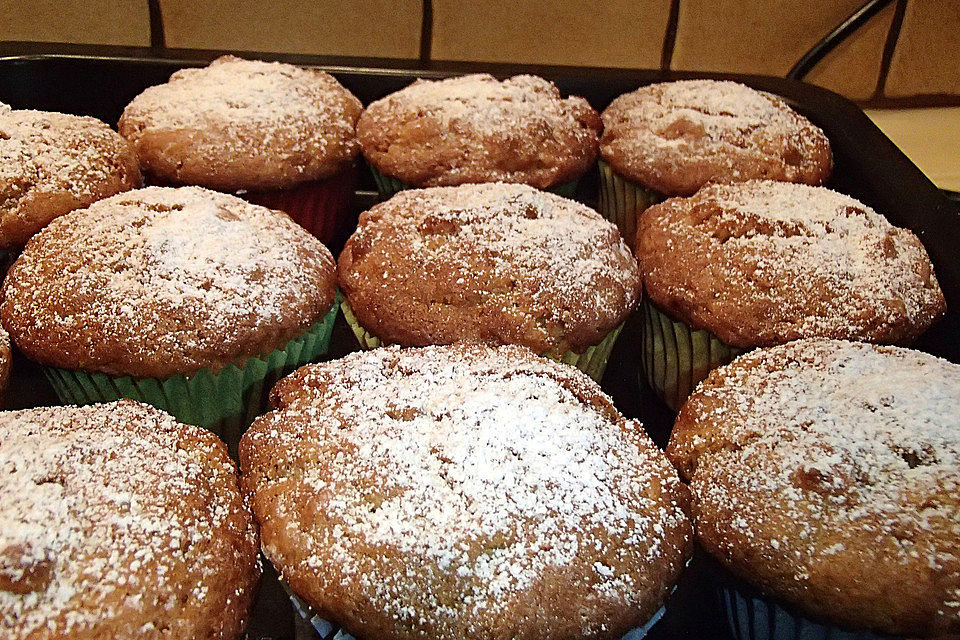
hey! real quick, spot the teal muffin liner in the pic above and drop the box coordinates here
[341,298,621,382]
[598,159,664,244]
[368,165,579,201]
[720,581,899,640]
[44,292,340,456]
[289,588,665,640]
[640,298,742,412]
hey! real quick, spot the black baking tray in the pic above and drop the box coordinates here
[1,43,957,640]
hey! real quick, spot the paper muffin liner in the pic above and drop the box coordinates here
[367,165,579,201]
[719,581,899,640]
[242,167,357,248]
[288,588,666,640]
[44,292,340,456]
[342,299,622,382]
[598,159,664,244]
[640,298,743,412]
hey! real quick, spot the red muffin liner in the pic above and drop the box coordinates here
[243,166,357,250]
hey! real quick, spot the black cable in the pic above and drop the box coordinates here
[787,0,896,81]
[660,0,681,71]
[147,0,165,50]
[419,0,433,64]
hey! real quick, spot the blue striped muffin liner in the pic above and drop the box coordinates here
[289,588,666,640]
[44,292,340,457]
[341,298,622,383]
[597,159,664,244]
[368,165,579,201]
[720,581,900,640]
[640,297,743,412]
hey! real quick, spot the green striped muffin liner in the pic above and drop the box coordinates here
[598,159,664,244]
[44,292,340,456]
[341,298,622,383]
[368,165,579,200]
[640,298,742,412]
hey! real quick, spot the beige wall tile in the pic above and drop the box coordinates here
[672,0,870,76]
[805,2,894,101]
[886,0,960,98]
[0,0,150,46]
[160,0,422,58]
[431,0,669,68]
[867,107,960,190]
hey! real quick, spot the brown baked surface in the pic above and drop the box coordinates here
[241,343,692,640]
[0,400,260,640]
[600,80,832,196]
[1,186,337,378]
[0,104,141,249]
[118,55,362,191]
[339,183,640,355]
[636,180,945,348]
[667,339,960,637]
[357,74,601,189]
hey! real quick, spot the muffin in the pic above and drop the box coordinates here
[240,343,692,640]
[118,55,363,248]
[0,103,140,250]
[667,339,960,639]
[357,73,601,198]
[0,186,339,453]
[0,400,260,639]
[635,180,945,410]
[599,79,832,242]
[338,183,640,381]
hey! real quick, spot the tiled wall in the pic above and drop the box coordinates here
[1,0,957,103]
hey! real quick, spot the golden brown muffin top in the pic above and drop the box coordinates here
[1,186,337,378]
[119,56,362,191]
[357,74,601,189]
[636,181,945,348]
[667,339,960,637]
[600,80,832,195]
[241,344,692,640]
[0,400,260,640]
[339,183,640,355]
[0,104,141,249]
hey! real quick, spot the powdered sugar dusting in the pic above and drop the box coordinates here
[641,180,944,345]
[121,56,358,155]
[1,185,335,376]
[368,74,588,136]
[342,183,639,353]
[601,80,830,193]
[0,103,138,244]
[246,344,690,638]
[679,339,960,627]
[0,401,258,638]
[357,74,600,188]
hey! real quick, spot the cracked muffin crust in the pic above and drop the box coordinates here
[338,183,640,355]
[119,56,362,192]
[240,343,692,640]
[667,339,960,637]
[600,80,831,196]
[0,104,141,249]
[357,74,601,189]
[1,186,337,378]
[0,400,260,639]
[636,180,945,348]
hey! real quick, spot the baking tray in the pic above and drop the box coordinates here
[1,43,957,640]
